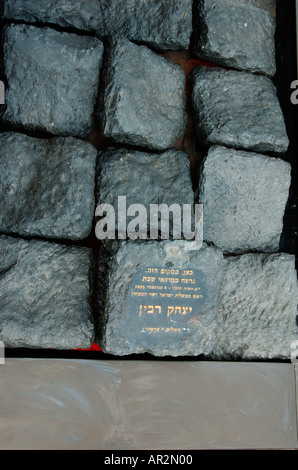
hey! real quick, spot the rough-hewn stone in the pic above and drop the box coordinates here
[96,241,224,356]
[214,253,298,360]
[0,132,97,240]
[193,0,276,76]
[99,37,188,151]
[2,24,104,137]
[3,0,103,32]
[0,236,94,349]
[190,66,289,154]
[3,0,193,51]
[96,147,194,237]
[198,145,291,253]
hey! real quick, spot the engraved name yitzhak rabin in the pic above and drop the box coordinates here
[98,240,222,356]
[127,266,207,335]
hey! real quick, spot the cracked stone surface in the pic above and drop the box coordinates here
[0,132,97,240]
[3,0,193,51]
[192,0,276,77]
[198,145,291,253]
[190,66,289,154]
[99,37,188,151]
[0,236,94,349]
[96,147,194,237]
[96,241,224,356]
[214,253,298,360]
[2,23,104,137]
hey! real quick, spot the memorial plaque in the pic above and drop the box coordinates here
[126,266,207,336]
[97,241,225,356]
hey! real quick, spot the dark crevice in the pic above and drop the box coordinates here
[0,259,17,278]
[190,0,210,62]
[1,16,191,56]
[0,1,4,18]
[0,17,98,38]
[4,346,291,363]
[0,120,73,140]
[0,228,99,249]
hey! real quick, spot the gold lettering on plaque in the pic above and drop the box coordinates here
[129,266,205,334]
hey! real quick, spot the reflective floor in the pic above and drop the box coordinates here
[0,359,297,450]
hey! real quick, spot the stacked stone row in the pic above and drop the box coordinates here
[191,0,297,360]
[0,0,192,351]
[0,0,297,359]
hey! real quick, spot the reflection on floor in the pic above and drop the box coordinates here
[0,359,297,450]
